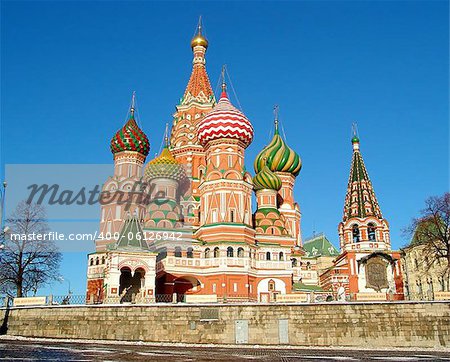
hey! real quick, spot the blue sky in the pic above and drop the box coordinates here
[1,1,448,295]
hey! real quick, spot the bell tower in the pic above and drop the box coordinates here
[338,129,390,251]
[170,18,215,227]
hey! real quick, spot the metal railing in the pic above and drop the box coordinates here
[0,296,12,307]
[50,294,86,305]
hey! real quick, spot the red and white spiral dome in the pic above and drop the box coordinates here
[198,89,254,148]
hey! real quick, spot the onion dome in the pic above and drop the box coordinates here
[198,84,254,148]
[110,96,150,156]
[145,145,187,183]
[254,120,301,177]
[253,164,282,191]
[191,33,208,49]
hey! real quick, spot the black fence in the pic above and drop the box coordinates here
[155,294,185,303]
[0,296,12,307]
[50,295,86,305]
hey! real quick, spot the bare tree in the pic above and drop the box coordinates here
[406,193,450,282]
[0,200,61,297]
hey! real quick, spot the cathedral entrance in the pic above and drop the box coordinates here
[119,267,145,303]
[155,274,200,302]
[173,276,199,295]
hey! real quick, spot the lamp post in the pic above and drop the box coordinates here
[58,276,72,295]
[0,181,7,250]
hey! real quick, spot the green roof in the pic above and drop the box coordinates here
[111,216,150,252]
[343,143,383,220]
[409,217,443,247]
[303,234,339,257]
[293,283,324,292]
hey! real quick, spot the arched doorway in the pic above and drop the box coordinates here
[173,276,201,302]
[119,267,145,303]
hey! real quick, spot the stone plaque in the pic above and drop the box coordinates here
[199,308,219,321]
[365,257,388,292]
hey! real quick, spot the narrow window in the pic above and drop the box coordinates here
[368,223,376,241]
[227,247,234,257]
[237,247,244,258]
[115,206,121,220]
[174,247,182,258]
[352,224,360,243]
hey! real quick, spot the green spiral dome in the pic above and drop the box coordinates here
[254,127,301,177]
[253,165,282,191]
[144,146,187,182]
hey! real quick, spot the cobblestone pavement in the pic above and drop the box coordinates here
[0,339,449,361]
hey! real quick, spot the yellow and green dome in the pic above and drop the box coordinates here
[253,165,282,191]
[144,146,187,182]
[254,126,301,177]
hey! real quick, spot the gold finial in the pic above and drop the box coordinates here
[130,91,136,116]
[191,16,208,49]
[164,123,169,146]
[221,65,227,93]
[274,105,279,133]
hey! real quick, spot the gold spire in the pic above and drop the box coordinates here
[191,16,208,49]
[130,91,136,117]
[274,105,279,134]
[221,65,227,93]
[164,123,169,147]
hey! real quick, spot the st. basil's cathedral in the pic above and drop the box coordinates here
[86,23,404,303]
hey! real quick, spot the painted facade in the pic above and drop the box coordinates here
[86,23,403,303]
[87,24,303,303]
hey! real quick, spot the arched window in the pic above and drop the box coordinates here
[268,279,275,291]
[214,247,220,258]
[96,257,99,265]
[237,247,244,258]
[291,258,297,267]
[187,247,193,258]
[266,252,271,261]
[101,256,105,264]
[90,258,94,266]
[205,248,210,258]
[187,205,193,215]
[368,223,376,241]
[174,246,182,258]
[227,247,234,257]
[306,261,311,270]
[279,252,284,261]
[352,224,360,243]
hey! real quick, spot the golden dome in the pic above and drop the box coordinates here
[191,34,208,49]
